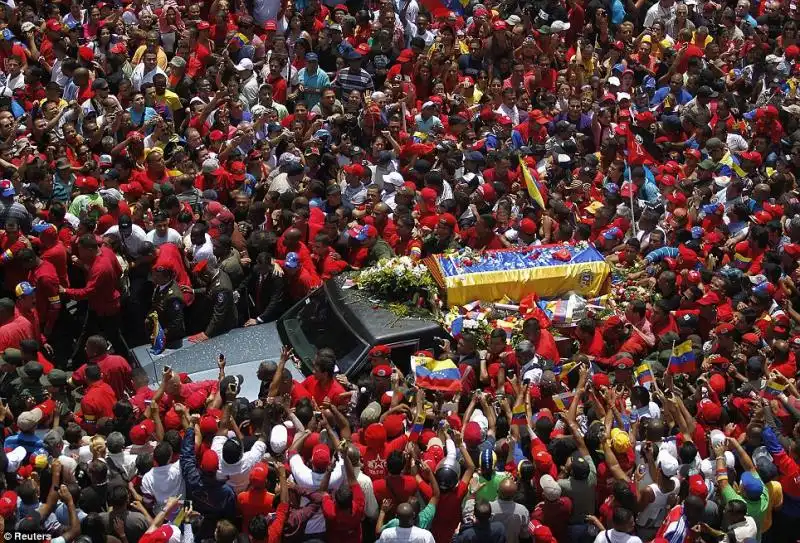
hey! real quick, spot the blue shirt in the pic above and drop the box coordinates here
[5,431,45,454]
[297,67,331,109]
[127,106,157,133]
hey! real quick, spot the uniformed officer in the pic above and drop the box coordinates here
[151,265,186,349]
[187,259,237,343]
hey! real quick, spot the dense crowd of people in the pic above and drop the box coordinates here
[0,0,800,541]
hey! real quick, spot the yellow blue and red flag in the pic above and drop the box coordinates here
[413,356,461,393]
[668,340,696,374]
[553,391,576,411]
[634,363,654,388]
[519,156,546,210]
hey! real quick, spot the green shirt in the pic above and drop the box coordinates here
[381,503,437,531]
[475,472,509,503]
[722,472,769,539]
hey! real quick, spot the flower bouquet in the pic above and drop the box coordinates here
[355,256,440,315]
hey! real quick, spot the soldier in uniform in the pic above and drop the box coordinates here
[150,264,186,349]
[186,259,237,343]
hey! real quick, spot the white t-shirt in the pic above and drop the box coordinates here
[594,529,643,543]
[146,227,183,248]
[104,224,148,256]
[378,526,435,543]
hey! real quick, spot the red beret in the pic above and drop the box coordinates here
[192,259,209,274]
[371,364,392,378]
[369,345,391,357]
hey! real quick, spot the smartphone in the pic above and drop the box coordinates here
[144,399,152,406]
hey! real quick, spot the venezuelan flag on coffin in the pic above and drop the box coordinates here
[430,244,611,306]
[412,356,461,393]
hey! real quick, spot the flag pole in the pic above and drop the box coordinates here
[625,159,637,238]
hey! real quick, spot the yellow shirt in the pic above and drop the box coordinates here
[154,89,181,113]
[763,480,783,532]
[131,46,169,71]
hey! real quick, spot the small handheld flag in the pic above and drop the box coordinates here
[764,379,787,399]
[511,403,527,426]
[519,155,546,210]
[148,311,166,355]
[413,356,461,393]
[553,391,576,411]
[634,363,654,388]
[668,340,697,374]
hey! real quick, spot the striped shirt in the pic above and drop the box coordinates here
[334,68,374,96]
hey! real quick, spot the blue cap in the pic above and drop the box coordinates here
[465,150,485,163]
[612,63,625,73]
[267,123,282,133]
[603,183,619,194]
[740,471,764,500]
[691,226,705,239]
[32,222,56,235]
[15,281,35,297]
[305,52,319,62]
[284,252,300,269]
[0,179,14,197]
[602,226,622,240]
[347,50,362,60]
[702,203,723,215]
[2,29,13,41]
[743,109,758,121]
[644,75,656,89]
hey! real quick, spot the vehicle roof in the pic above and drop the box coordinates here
[327,276,444,345]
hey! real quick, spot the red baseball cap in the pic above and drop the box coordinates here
[371,364,392,378]
[311,444,331,471]
[200,449,219,473]
[0,490,17,518]
[229,161,246,181]
[129,419,155,445]
[249,462,269,485]
[199,415,218,435]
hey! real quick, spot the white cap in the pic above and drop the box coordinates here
[5,446,26,472]
[235,58,254,71]
[270,424,288,453]
[657,451,679,477]
[608,76,621,87]
[551,20,571,32]
[384,171,405,187]
[422,101,437,109]
[617,92,631,101]
[710,429,726,449]
[684,0,697,5]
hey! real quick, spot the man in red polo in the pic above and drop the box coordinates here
[71,335,133,400]
[77,364,117,433]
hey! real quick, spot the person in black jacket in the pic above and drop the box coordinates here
[150,265,186,349]
[242,252,287,326]
[178,412,237,539]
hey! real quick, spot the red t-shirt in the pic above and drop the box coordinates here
[322,483,365,543]
[419,479,468,543]
[238,489,275,534]
[372,475,418,508]
[301,375,347,405]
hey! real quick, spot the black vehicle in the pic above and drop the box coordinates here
[132,276,450,399]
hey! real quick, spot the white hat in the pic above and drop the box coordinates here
[251,104,267,117]
[235,58,254,71]
[202,158,220,174]
[657,451,679,477]
[470,409,489,433]
[617,92,631,101]
[551,20,571,32]
[5,446,26,472]
[270,424,288,453]
[505,15,522,26]
[422,101,437,109]
[608,76,621,87]
[684,0,697,5]
[20,22,34,33]
[540,474,562,500]
[427,437,444,449]
[709,429,726,449]
[384,171,405,187]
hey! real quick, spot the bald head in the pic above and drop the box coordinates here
[397,503,414,527]
[284,228,301,246]
[498,477,517,500]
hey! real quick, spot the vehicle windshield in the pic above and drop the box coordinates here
[281,288,367,373]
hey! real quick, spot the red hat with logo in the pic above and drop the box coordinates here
[698,399,722,423]
[372,364,392,378]
[369,345,390,357]
[519,218,537,235]
[343,163,366,177]
[0,490,17,518]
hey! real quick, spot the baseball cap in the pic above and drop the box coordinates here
[235,58,254,72]
[14,281,35,297]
